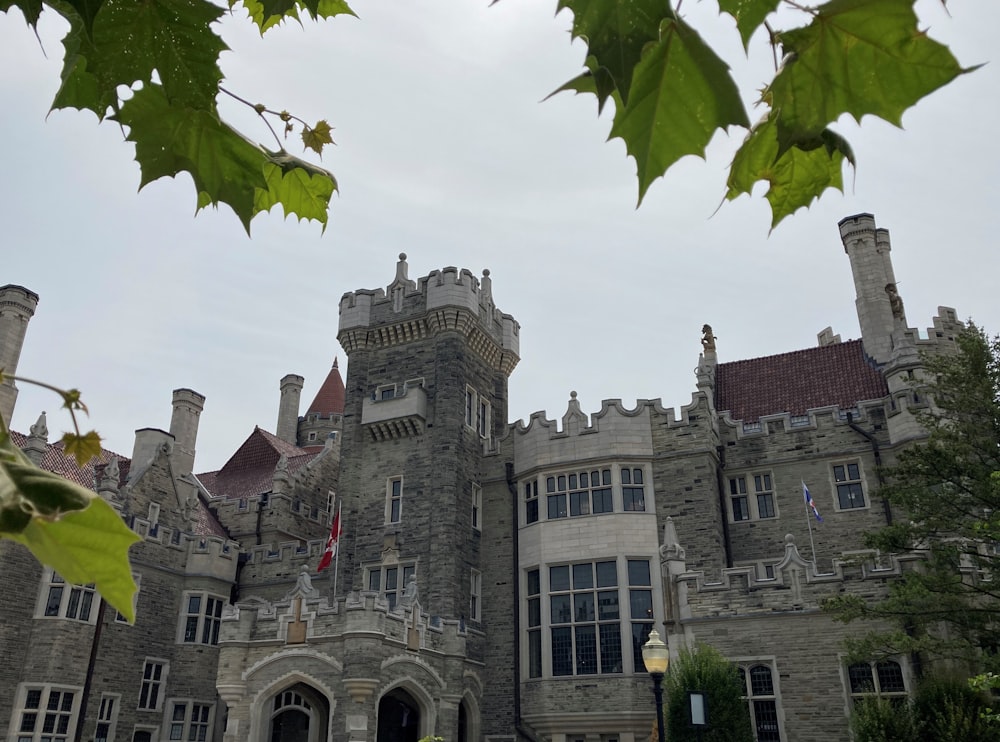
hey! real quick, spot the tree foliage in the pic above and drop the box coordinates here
[0,376,139,622]
[850,674,1000,742]
[826,325,1000,670]
[664,644,754,742]
[0,0,979,232]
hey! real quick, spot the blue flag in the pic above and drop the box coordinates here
[803,482,823,522]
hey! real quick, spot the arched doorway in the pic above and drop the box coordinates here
[376,688,421,742]
[458,700,468,742]
[267,684,328,742]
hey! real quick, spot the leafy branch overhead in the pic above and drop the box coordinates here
[555,0,975,227]
[2,0,351,233]
[0,0,980,231]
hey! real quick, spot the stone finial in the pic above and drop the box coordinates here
[22,411,49,465]
[399,574,419,609]
[562,391,589,435]
[885,283,906,324]
[98,455,121,500]
[660,517,686,561]
[700,324,717,354]
[480,268,494,311]
[395,253,409,283]
[29,411,48,439]
[272,454,290,496]
[817,327,842,346]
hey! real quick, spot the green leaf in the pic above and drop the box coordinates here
[609,16,750,203]
[768,0,972,149]
[727,113,855,229]
[556,0,669,103]
[549,57,619,115]
[92,0,227,110]
[11,501,140,622]
[1,0,44,26]
[116,84,335,231]
[50,9,107,115]
[115,84,270,230]
[61,431,103,467]
[61,0,105,36]
[234,0,354,34]
[718,0,780,50]
[301,119,334,155]
[0,430,139,621]
[255,153,336,228]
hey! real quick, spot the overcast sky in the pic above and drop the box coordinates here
[2,0,997,473]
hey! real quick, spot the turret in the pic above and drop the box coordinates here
[0,284,39,423]
[169,388,205,475]
[838,214,905,363]
[277,374,304,445]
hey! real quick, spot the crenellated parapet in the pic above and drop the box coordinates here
[672,533,919,620]
[338,256,520,375]
[717,397,887,440]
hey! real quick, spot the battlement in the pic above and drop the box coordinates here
[222,587,470,655]
[717,396,887,439]
[211,491,333,533]
[673,534,919,619]
[338,255,519,368]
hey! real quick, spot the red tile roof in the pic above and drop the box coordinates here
[8,430,228,538]
[306,358,345,416]
[714,340,888,422]
[9,430,130,489]
[196,426,319,500]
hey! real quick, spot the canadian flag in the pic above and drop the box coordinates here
[318,507,342,571]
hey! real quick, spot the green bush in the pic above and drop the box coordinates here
[663,644,753,742]
[913,675,1000,742]
[850,674,1000,742]
[850,698,916,742]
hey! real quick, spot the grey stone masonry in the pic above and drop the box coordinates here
[0,283,38,423]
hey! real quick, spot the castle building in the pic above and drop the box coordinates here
[0,214,966,742]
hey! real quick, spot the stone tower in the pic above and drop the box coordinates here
[839,213,905,364]
[0,284,39,424]
[276,373,304,445]
[336,254,519,620]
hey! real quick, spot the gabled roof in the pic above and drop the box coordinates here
[715,339,888,422]
[9,429,130,489]
[197,426,319,500]
[306,358,345,417]
[8,429,227,538]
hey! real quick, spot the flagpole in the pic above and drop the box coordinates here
[803,482,818,573]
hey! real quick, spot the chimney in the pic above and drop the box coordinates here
[129,428,174,481]
[277,374,304,445]
[0,284,40,424]
[169,388,205,475]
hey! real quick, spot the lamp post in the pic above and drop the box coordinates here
[642,629,669,742]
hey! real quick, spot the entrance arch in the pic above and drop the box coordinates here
[376,688,421,742]
[266,683,329,742]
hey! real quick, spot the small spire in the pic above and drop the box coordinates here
[395,253,409,284]
[29,411,48,440]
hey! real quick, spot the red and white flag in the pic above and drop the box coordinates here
[318,507,342,571]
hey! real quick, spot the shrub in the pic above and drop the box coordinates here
[663,644,754,742]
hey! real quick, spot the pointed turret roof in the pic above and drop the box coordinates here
[306,358,345,416]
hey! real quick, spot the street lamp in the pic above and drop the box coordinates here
[642,629,669,742]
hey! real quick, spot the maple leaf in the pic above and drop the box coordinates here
[235,0,355,34]
[727,113,855,229]
[609,16,749,203]
[302,119,334,155]
[718,0,781,50]
[1,0,43,26]
[115,84,270,230]
[255,152,337,227]
[557,0,668,104]
[767,0,973,150]
[61,431,103,467]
